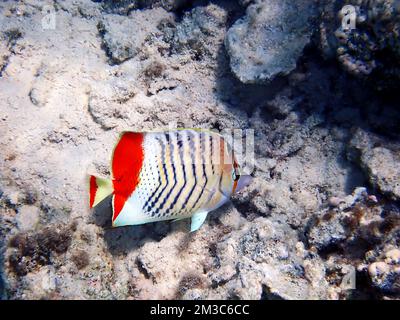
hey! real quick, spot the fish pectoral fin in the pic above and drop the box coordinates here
[190,211,208,232]
[173,217,187,222]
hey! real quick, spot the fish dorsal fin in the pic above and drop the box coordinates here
[190,211,208,232]
[110,132,144,223]
[111,131,144,178]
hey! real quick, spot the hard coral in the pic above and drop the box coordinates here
[320,0,400,90]
[7,223,74,276]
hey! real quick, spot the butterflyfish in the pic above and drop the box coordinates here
[89,129,252,232]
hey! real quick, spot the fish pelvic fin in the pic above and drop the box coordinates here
[89,175,113,208]
[190,211,208,232]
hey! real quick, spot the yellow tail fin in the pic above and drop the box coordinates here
[89,175,113,208]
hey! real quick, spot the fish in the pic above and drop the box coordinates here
[88,129,252,232]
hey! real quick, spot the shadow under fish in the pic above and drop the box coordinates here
[91,195,176,255]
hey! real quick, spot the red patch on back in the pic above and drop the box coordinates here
[89,175,97,208]
[112,132,144,222]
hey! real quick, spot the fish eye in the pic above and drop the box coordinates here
[232,169,240,181]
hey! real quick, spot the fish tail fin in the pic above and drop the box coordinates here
[89,175,113,208]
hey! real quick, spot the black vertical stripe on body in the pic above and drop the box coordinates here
[210,134,215,175]
[189,132,209,212]
[180,131,198,213]
[143,137,163,215]
[154,132,178,216]
[150,134,171,217]
[216,136,226,197]
[165,131,187,215]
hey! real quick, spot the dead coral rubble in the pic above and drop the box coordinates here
[225,0,318,83]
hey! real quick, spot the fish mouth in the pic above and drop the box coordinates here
[215,175,253,198]
[235,175,253,193]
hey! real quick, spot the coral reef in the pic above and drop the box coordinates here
[348,129,400,201]
[0,0,399,300]
[99,0,190,15]
[8,223,75,276]
[366,248,400,294]
[98,8,173,64]
[225,0,318,83]
[320,0,400,90]
[171,4,227,59]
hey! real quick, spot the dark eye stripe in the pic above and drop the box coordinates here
[232,169,240,181]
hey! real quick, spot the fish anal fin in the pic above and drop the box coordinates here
[173,216,187,222]
[112,193,128,226]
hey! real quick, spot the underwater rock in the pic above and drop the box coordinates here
[362,148,400,202]
[134,228,211,299]
[307,209,348,251]
[171,4,227,60]
[306,187,382,251]
[87,79,140,130]
[98,8,173,64]
[121,215,330,300]
[7,223,75,276]
[1,0,400,301]
[0,37,8,75]
[238,0,253,7]
[207,218,329,299]
[99,0,189,15]
[248,97,364,229]
[348,130,400,201]
[225,0,318,83]
[0,28,22,77]
[54,0,102,18]
[22,266,57,299]
[307,186,400,297]
[15,205,40,231]
[365,247,400,294]
[320,0,400,90]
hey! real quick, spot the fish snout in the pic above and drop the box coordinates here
[235,175,253,193]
